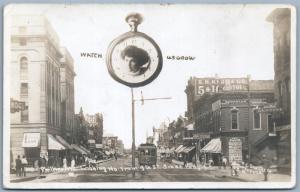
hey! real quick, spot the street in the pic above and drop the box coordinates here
[23,156,249,182]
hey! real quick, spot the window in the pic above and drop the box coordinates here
[21,105,29,122]
[20,83,28,95]
[19,26,27,33]
[20,57,28,79]
[268,114,275,134]
[253,109,261,129]
[20,38,27,46]
[20,57,28,70]
[231,109,238,130]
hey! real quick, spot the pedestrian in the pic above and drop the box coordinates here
[39,156,47,174]
[21,155,28,176]
[38,156,42,175]
[15,155,22,177]
[71,157,75,169]
[63,156,67,169]
[114,153,118,160]
[222,156,228,169]
[261,154,270,181]
[183,155,187,168]
[208,158,214,167]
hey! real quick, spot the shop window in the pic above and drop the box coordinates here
[24,147,40,165]
[253,109,261,130]
[231,109,239,130]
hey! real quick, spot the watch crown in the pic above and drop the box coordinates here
[125,13,143,32]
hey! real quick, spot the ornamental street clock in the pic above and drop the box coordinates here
[106,13,163,87]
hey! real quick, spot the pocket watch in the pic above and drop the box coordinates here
[106,13,163,87]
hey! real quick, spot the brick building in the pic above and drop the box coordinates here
[185,76,276,164]
[267,8,291,173]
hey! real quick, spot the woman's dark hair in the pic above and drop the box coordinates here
[121,45,149,66]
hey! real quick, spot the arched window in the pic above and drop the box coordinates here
[20,57,28,70]
[20,57,28,80]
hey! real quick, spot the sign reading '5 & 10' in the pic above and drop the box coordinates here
[195,77,249,96]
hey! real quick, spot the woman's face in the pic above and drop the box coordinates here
[124,55,139,72]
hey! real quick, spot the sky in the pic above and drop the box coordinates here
[8,4,279,148]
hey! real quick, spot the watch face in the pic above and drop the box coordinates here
[107,32,162,87]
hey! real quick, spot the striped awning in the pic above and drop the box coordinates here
[182,146,195,153]
[48,134,65,150]
[79,145,91,154]
[200,138,221,153]
[175,145,184,153]
[56,135,72,149]
[71,144,87,155]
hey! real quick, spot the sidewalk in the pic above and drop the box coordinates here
[10,158,114,183]
[10,172,41,183]
[214,168,291,182]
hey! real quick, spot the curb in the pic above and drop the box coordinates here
[10,176,39,183]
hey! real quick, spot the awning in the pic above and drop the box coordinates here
[79,145,91,154]
[71,144,87,155]
[22,132,40,147]
[200,138,221,153]
[185,123,194,130]
[56,135,72,149]
[182,146,195,153]
[175,145,184,153]
[88,139,95,144]
[174,132,181,138]
[48,134,65,150]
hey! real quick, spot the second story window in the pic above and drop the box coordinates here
[253,109,261,130]
[20,83,28,95]
[231,108,239,130]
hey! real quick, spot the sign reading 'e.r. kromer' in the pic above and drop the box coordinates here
[195,77,249,96]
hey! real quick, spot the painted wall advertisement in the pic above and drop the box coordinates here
[195,77,249,96]
[228,138,243,163]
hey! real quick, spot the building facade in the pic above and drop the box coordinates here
[10,15,75,165]
[74,107,104,153]
[102,133,118,151]
[60,47,76,143]
[185,76,277,164]
[267,8,291,173]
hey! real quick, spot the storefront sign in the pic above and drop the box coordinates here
[195,77,249,96]
[228,138,243,163]
[22,132,40,148]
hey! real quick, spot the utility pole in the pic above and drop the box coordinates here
[131,88,136,177]
[130,89,171,177]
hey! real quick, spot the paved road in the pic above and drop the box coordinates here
[29,156,245,182]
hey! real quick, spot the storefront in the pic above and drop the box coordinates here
[200,137,222,165]
[22,132,41,166]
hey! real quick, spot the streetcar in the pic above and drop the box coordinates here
[137,143,157,167]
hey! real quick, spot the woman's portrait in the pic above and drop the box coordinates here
[121,45,150,76]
